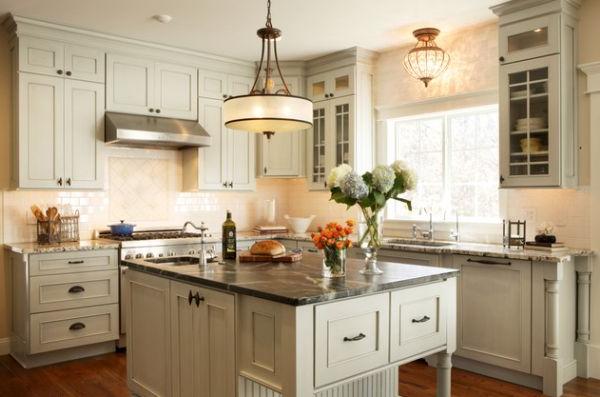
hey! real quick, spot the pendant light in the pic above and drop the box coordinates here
[403,28,450,87]
[223,0,313,139]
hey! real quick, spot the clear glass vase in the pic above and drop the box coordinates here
[357,209,384,275]
[322,247,346,278]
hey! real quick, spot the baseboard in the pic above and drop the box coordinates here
[0,337,9,355]
[562,359,577,383]
[586,343,600,380]
[450,356,543,391]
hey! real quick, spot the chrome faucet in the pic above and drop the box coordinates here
[182,221,210,267]
[449,214,460,242]
[412,212,434,240]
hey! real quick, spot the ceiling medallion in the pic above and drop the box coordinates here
[223,0,313,139]
[403,28,450,88]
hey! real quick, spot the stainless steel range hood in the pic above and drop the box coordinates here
[105,112,211,148]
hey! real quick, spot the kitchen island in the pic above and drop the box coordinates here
[123,254,458,397]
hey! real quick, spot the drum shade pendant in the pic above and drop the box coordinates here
[403,28,450,88]
[223,0,313,139]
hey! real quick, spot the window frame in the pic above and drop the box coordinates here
[384,104,502,225]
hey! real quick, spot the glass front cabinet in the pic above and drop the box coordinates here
[306,59,374,190]
[494,0,579,188]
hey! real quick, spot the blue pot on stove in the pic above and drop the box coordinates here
[108,220,136,236]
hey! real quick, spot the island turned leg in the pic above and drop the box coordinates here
[436,352,452,397]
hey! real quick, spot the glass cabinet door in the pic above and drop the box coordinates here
[331,96,355,168]
[309,104,327,188]
[500,55,559,187]
[499,14,560,64]
[329,66,354,98]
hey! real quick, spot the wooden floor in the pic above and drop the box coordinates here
[0,353,599,396]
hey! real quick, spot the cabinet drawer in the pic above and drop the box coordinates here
[29,250,118,276]
[30,304,118,354]
[390,281,451,362]
[30,270,118,313]
[315,293,389,387]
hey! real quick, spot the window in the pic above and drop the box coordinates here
[386,106,500,222]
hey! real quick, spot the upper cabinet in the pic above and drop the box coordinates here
[306,65,354,102]
[106,54,197,120]
[18,36,105,83]
[305,62,373,190]
[13,36,105,190]
[183,74,256,191]
[257,76,306,178]
[493,0,579,188]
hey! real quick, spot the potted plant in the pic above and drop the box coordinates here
[327,161,416,274]
[311,220,355,277]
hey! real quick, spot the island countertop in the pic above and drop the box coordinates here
[123,254,458,306]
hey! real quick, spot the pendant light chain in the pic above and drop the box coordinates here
[266,0,273,28]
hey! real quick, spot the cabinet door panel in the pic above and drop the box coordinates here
[499,55,559,187]
[307,102,329,190]
[106,54,154,115]
[64,45,105,83]
[126,270,171,397]
[155,63,198,120]
[227,75,253,97]
[454,255,531,373]
[329,66,355,98]
[229,130,256,190]
[198,70,228,100]
[64,80,104,189]
[199,287,235,397]
[199,98,227,190]
[330,96,355,169]
[171,281,202,397]
[18,74,64,188]
[499,14,560,64]
[18,37,64,76]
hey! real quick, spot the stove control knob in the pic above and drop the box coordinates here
[168,251,175,257]
[135,253,143,259]
[124,254,133,260]
[188,249,196,255]
[146,253,154,258]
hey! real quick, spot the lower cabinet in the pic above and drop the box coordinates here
[126,271,235,397]
[453,255,532,373]
[170,281,235,397]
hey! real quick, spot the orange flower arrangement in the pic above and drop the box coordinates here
[311,219,355,251]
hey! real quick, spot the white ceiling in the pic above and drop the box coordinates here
[0,0,501,61]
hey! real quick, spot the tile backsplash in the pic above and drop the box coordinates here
[0,146,591,249]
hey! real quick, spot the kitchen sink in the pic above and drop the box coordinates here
[385,238,456,247]
[144,256,200,266]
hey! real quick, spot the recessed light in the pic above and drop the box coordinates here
[154,14,173,24]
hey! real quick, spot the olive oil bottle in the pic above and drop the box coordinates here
[222,210,237,259]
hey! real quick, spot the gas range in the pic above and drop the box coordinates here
[97,227,219,261]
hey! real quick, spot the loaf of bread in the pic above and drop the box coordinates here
[250,240,285,256]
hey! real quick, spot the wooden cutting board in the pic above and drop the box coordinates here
[239,251,302,263]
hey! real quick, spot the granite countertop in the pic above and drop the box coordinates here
[4,240,120,255]
[377,240,592,263]
[124,254,458,306]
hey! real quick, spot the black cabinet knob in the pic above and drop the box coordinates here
[222,94,228,99]
[193,292,204,307]
[228,181,233,188]
[500,175,505,184]
[66,71,72,76]
[149,108,154,113]
[499,56,505,62]
[330,93,334,97]
[57,69,63,75]
[156,109,161,114]
[188,290,194,305]
[66,178,71,186]
[57,177,63,186]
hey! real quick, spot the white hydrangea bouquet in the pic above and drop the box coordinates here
[327,161,416,274]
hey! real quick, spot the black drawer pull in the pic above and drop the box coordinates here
[68,260,85,264]
[69,322,86,331]
[193,292,205,307]
[343,333,366,342]
[68,285,85,294]
[467,258,511,266]
[412,315,431,323]
[188,290,194,305]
